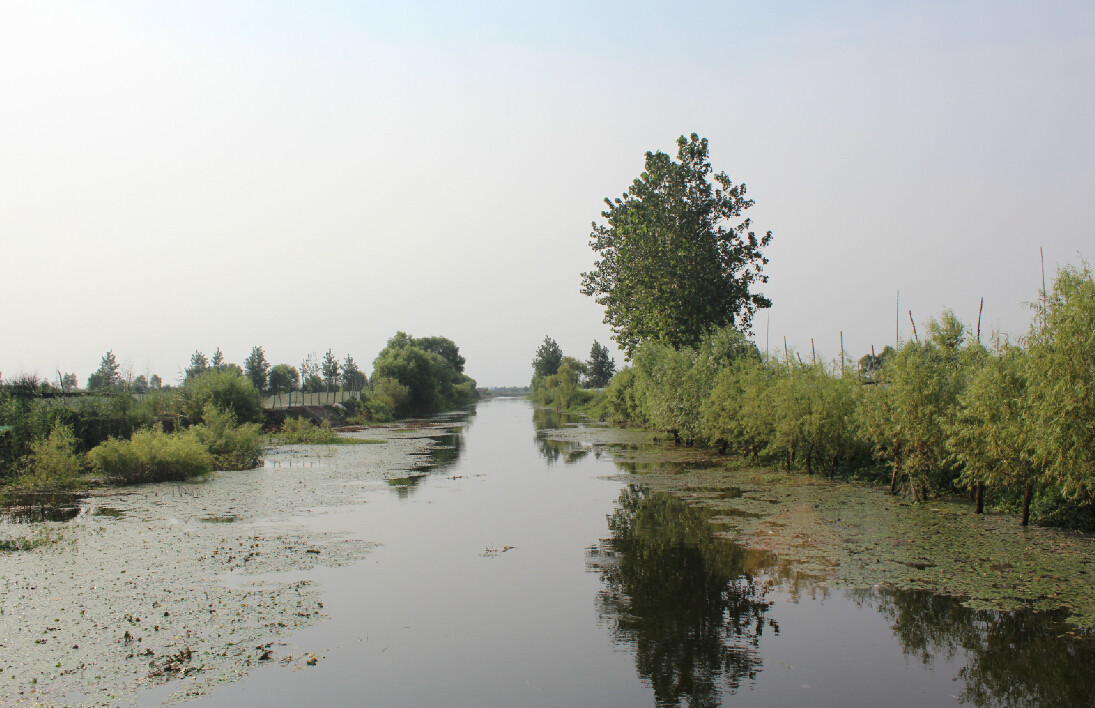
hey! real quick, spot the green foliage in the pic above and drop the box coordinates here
[180,369,263,425]
[321,349,340,391]
[185,350,209,380]
[267,364,299,395]
[531,336,563,381]
[341,355,367,391]
[244,346,270,393]
[605,367,646,425]
[87,428,212,484]
[278,417,339,444]
[1026,264,1095,507]
[87,350,121,391]
[581,133,772,356]
[858,317,981,499]
[414,337,466,374]
[584,340,616,388]
[16,422,85,490]
[355,376,411,422]
[371,332,477,416]
[300,353,324,393]
[700,357,774,459]
[191,404,263,470]
[532,356,593,410]
[949,342,1041,521]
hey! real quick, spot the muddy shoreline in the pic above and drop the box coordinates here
[0,421,456,707]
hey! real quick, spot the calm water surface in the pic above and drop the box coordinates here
[146,398,1092,707]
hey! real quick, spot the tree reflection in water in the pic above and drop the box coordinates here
[386,411,473,498]
[532,407,593,465]
[852,587,1095,708]
[587,485,779,707]
[590,485,1095,708]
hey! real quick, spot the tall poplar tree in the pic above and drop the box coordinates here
[581,133,772,356]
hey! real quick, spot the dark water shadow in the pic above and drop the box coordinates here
[1,491,84,523]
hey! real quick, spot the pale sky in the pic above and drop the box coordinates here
[2,1,1092,387]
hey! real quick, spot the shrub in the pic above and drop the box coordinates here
[87,429,212,484]
[191,404,263,470]
[356,377,411,422]
[277,417,341,444]
[16,422,85,490]
[180,369,262,425]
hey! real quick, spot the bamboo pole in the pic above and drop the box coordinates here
[976,297,984,344]
[840,331,845,377]
[909,311,919,343]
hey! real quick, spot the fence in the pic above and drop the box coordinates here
[263,391,362,410]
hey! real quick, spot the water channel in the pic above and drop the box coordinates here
[6,398,1093,707]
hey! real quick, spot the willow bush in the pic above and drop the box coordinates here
[87,429,212,484]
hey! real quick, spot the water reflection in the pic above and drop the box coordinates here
[388,410,473,498]
[591,486,1094,708]
[1,491,84,523]
[587,486,779,707]
[854,587,1095,708]
[532,407,593,465]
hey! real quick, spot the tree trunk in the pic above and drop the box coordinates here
[969,484,976,501]
[805,447,813,475]
[976,483,985,514]
[1021,484,1032,526]
[890,454,901,495]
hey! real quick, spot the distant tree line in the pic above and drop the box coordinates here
[0,332,477,491]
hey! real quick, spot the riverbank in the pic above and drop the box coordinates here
[541,419,1095,628]
[0,419,459,707]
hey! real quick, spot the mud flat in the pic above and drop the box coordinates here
[544,424,1095,628]
[0,422,455,707]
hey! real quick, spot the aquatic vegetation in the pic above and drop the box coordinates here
[273,417,383,446]
[191,404,263,470]
[13,422,85,490]
[87,429,212,484]
[544,422,1095,627]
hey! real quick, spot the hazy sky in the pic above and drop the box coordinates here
[2,1,1092,387]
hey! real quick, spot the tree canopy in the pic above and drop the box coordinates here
[244,346,270,394]
[532,336,563,380]
[581,133,772,356]
[585,340,616,388]
[87,350,121,391]
[371,332,477,416]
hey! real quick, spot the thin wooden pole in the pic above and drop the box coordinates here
[811,338,816,365]
[908,311,919,343]
[1040,247,1047,325]
[976,297,983,345]
[840,331,845,377]
[895,289,900,348]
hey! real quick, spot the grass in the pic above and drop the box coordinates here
[272,417,385,446]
